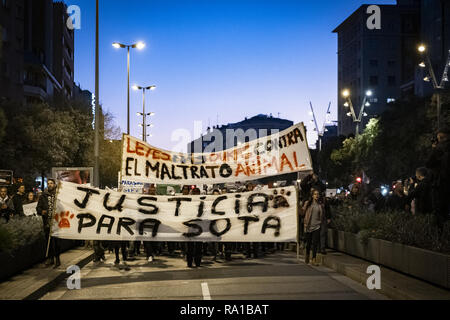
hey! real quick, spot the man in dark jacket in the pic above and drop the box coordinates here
[0,187,14,222]
[426,126,450,227]
[36,179,61,268]
[12,184,26,217]
[406,167,433,215]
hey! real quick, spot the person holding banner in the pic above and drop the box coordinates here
[36,179,61,268]
[301,189,324,266]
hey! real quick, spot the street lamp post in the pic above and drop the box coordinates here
[133,85,156,142]
[112,41,146,135]
[309,101,332,151]
[94,0,99,187]
[418,44,450,130]
[342,89,372,137]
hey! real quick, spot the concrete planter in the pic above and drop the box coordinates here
[337,230,346,252]
[407,246,448,288]
[327,229,450,289]
[0,237,46,282]
[0,238,76,282]
[365,238,380,264]
[327,229,338,249]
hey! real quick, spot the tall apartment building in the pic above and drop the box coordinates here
[333,0,421,136]
[0,0,74,104]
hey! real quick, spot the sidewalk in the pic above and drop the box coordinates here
[0,247,93,300]
[291,245,450,300]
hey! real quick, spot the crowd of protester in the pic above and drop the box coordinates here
[328,126,450,231]
[2,127,447,270]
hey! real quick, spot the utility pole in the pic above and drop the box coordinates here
[94,0,100,187]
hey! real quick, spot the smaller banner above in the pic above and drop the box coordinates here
[52,181,298,242]
[121,122,312,185]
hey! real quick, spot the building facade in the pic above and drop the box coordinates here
[188,114,294,153]
[333,0,421,136]
[0,0,74,104]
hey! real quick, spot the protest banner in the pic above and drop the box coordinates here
[52,181,298,242]
[121,123,312,185]
[23,202,37,216]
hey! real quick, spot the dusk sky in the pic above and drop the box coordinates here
[68,0,396,152]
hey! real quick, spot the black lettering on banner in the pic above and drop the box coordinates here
[238,216,260,235]
[168,197,192,216]
[219,163,232,178]
[134,159,141,176]
[182,219,203,237]
[247,193,269,213]
[177,165,189,179]
[161,163,172,180]
[212,196,227,215]
[199,166,209,179]
[103,193,126,212]
[76,213,96,233]
[139,218,161,237]
[190,166,200,179]
[96,215,115,234]
[262,216,281,237]
[293,128,304,143]
[209,218,231,236]
[266,140,273,152]
[280,135,287,148]
[117,217,135,235]
[137,197,159,215]
[125,157,134,176]
[197,196,206,217]
[74,187,101,209]
[287,132,295,146]
[146,161,160,178]
[235,194,241,214]
[205,166,218,178]
[171,165,182,180]
[254,142,264,156]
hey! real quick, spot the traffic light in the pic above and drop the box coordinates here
[356,177,362,183]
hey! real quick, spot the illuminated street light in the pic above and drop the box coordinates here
[416,44,450,129]
[134,84,156,142]
[342,89,374,136]
[112,41,146,135]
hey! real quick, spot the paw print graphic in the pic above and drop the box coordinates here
[54,211,75,229]
[269,189,291,209]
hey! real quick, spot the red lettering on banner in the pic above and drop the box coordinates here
[235,164,247,177]
[153,150,161,160]
[136,142,145,156]
[246,164,256,176]
[280,153,294,172]
[127,138,135,154]
[293,151,299,168]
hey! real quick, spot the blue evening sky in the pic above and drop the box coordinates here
[67,0,396,151]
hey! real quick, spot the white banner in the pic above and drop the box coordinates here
[23,203,37,216]
[121,123,312,186]
[52,181,298,242]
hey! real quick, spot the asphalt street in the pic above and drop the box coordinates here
[40,249,388,300]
